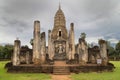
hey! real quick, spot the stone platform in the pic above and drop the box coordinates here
[5,61,115,74]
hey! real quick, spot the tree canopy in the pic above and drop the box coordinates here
[115,41,120,57]
[0,44,13,59]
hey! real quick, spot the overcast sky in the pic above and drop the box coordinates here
[0,0,120,47]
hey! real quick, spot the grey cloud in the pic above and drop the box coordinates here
[83,0,119,19]
[104,32,120,41]
[2,17,27,27]
[1,16,29,33]
[3,0,51,15]
[0,0,120,46]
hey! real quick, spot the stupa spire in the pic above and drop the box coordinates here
[59,2,61,10]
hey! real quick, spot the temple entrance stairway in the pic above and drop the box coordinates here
[53,61,70,75]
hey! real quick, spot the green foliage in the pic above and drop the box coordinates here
[0,61,51,80]
[107,41,115,56]
[0,45,4,58]
[80,32,86,39]
[115,41,120,56]
[106,41,120,60]
[71,61,120,80]
[0,44,13,59]
[30,39,33,46]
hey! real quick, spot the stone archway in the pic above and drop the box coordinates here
[53,40,66,60]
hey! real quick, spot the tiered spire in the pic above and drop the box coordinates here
[51,3,68,40]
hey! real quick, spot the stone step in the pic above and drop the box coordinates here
[53,71,70,73]
[53,69,69,71]
[53,67,69,70]
[53,66,70,75]
[53,67,68,70]
[53,73,70,75]
[53,71,70,72]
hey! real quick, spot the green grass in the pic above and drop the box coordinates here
[71,61,120,80]
[0,61,120,80]
[0,61,51,80]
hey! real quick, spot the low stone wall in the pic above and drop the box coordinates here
[8,66,42,73]
[5,62,115,74]
[70,64,115,73]
[5,62,53,73]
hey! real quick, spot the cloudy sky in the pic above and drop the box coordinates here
[0,0,120,47]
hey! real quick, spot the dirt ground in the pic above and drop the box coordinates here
[51,75,71,80]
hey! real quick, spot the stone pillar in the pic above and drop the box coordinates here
[48,30,51,60]
[48,30,54,60]
[77,44,82,62]
[40,32,46,64]
[77,36,88,64]
[66,40,69,59]
[68,23,75,60]
[99,39,108,65]
[26,51,30,64]
[13,39,21,66]
[81,41,88,63]
[33,20,41,64]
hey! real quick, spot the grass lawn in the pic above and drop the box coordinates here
[71,61,120,80]
[0,61,120,80]
[0,61,51,80]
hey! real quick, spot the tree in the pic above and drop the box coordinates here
[0,44,13,59]
[4,44,13,59]
[0,45,4,59]
[115,41,120,60]
[30,39,33,46]
[80,32,86,40]
[106,41,116,60]
[107,41,115,56]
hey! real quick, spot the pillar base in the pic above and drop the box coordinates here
[33,58,41,65]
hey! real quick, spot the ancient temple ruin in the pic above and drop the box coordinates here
[6,5,114,74]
